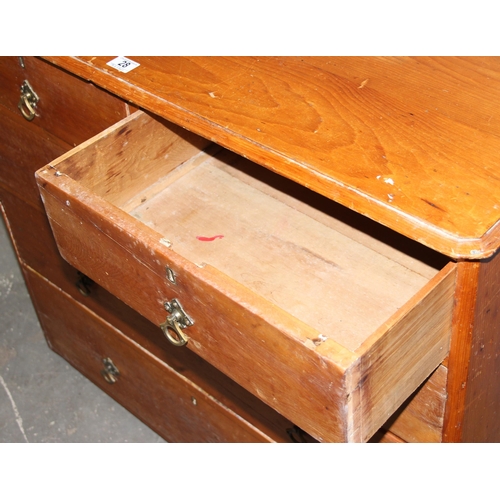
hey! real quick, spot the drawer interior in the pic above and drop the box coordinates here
[38,110,455,441]
[54,111,450,352]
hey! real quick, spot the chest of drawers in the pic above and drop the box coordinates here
[3,56,500,442]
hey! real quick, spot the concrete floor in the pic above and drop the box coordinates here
[0,216,165,442]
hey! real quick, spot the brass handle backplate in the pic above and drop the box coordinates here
[18,80,39,121]
[160,298,194,347]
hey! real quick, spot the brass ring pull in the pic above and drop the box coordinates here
[160,298,193,347]
[101,370,119,384]
[18,94,36,121]
[18,80,39,121]
[161,319,189,347]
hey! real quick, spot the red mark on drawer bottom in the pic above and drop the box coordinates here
[196,235,224,242]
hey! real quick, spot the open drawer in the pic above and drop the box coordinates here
[35,110,456,442]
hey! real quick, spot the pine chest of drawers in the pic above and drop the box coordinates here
[3,56,500,442]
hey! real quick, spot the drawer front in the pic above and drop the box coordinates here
[0,190,297,442]
[0,105,71,207]
[0,56,129,147]
[0,186,150,321]
[24,266,276,443]
[36,111,456,442]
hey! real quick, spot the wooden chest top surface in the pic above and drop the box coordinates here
[44,56,500,258]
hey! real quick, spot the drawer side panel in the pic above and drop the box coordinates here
[347,265,455,442]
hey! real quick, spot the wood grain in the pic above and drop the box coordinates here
[54,111,211,207]
[128,139,432,351]
[212,150,447,279]
[442,260,480,441]
[369,429,405,443]
[444,251,500,442]
[43,56,500,258]
[461,252,500,441]
[383,365,448,443]
[0,104,70,208]
[347,266,455,442]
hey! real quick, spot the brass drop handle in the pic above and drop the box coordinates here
[75,271,94,296]
[160,299,194,347]
[18,80,39,121]
[163,316,188,347]
[101,358,120,384]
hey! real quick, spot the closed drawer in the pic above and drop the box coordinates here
[0,105,71,208]
[0,56,129,147]
[36,111,457,442]
[24,265,279,442]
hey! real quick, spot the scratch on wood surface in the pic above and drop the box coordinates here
[0,375,29,442]
[358,79,369,89]
[304,338,316,349]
